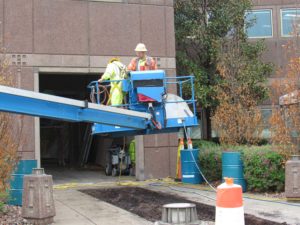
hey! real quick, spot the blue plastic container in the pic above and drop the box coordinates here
[180,149,203,184]
[9,160,37,206]
[222,152,246,192]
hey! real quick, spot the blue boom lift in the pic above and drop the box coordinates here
[3,69,198,205]
[0,70,198,136]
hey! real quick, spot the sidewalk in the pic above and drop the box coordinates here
[53,188,152,225]
[145,184,300,225]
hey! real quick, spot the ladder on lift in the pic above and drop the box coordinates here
[79,124,93,167]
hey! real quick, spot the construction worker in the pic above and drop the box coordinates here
[127,43,157,71]
[98,58,127,106]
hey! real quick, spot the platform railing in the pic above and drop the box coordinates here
[87,75,196,115]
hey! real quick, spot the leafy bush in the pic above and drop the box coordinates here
[0,192,8,214]
[198,147,222,182]
[193,141,286,192]
[242,147,286,192]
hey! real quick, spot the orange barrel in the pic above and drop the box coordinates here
[215,177,244,225]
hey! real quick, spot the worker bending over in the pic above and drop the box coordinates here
[128,43,157,71]
[98,58,127,106]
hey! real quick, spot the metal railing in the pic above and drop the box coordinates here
[87,75,197,115]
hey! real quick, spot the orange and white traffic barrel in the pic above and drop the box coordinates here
[215,177,245,225]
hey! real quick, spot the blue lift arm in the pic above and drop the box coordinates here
[0,85,151,129]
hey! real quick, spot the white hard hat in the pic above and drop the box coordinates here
[135,43,147,52]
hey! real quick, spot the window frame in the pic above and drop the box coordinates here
[280,8,300,37]
[245,9,273,39]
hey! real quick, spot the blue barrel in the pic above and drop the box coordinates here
[9,160,37,206]
[180,149,203,184]
[222,152,246,192]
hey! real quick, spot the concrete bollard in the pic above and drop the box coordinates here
[285,155,300,201]
[22,168,56,225]
[155,203,202,225]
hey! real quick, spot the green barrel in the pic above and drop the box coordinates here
[9,160,37,206]
[222,152,246,192]
[180,149,204,184]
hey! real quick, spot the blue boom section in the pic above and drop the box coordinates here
[0,85,151,130]
[88,70,198,137]
[0,70,197,137]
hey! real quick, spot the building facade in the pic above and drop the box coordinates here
[0,0,177,180]
[247,0,300,136]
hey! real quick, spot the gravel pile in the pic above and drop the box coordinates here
[0,205,31,225]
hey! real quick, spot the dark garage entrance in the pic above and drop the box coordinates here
[39,73,135,184]
[39,74,101,175]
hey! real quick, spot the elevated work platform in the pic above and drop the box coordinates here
[0,70,198,137]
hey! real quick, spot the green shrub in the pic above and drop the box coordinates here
[242,147,286,192]
[194,140,222,182]
[198,147,222,182]
[194,141,286,193]
[0,192,8,214]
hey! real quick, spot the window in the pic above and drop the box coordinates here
[281,9,300,37]
[245,10,273,38]
[260,108,272,139]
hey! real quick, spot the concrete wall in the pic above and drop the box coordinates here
[0,0,177,178]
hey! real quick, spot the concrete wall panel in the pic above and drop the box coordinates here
[165,7,175,57]
[34,0,88,54]
[144,146,169,179]
[4,0,33,53]
[144,134,169,147]
[89,3,140,56]
[169,145,177,177]
[19,150,35,160]
[0,0,3,44]
[20,116,35,153]
[20,67,34,90]
[140,5,166,56]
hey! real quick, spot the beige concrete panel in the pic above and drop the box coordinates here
[165,0,174,7]
[90,55,175,69]
[34,0,88,54]
[144,146,169,179]
[8,54,89,68]
[169,145,177,177]
[135,135,145,181]
[4,0,33,53]
[90,56,132,68]
[38,67,91,74]
[89,2,140,56]
[168,133,178,147]
[255,0,286,6]
[20,67,34,91]
[127,0,140,3]
[0,0,3,44]
[165,7,176,57]
[140,5,166,57]
[140,0,165,5]
[19,151,35,160]
[144,134,170,147]
[20,116,35,153]
[28,54,89,68]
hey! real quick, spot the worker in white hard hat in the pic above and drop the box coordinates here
[127,43,157,71]
[98,58,127,106]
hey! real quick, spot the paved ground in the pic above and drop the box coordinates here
[48,169,300,225]
[53,188,152,225]
[145,184,300,225]
[45,167,128,185]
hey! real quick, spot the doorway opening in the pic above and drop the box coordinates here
[39,73,129,183]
